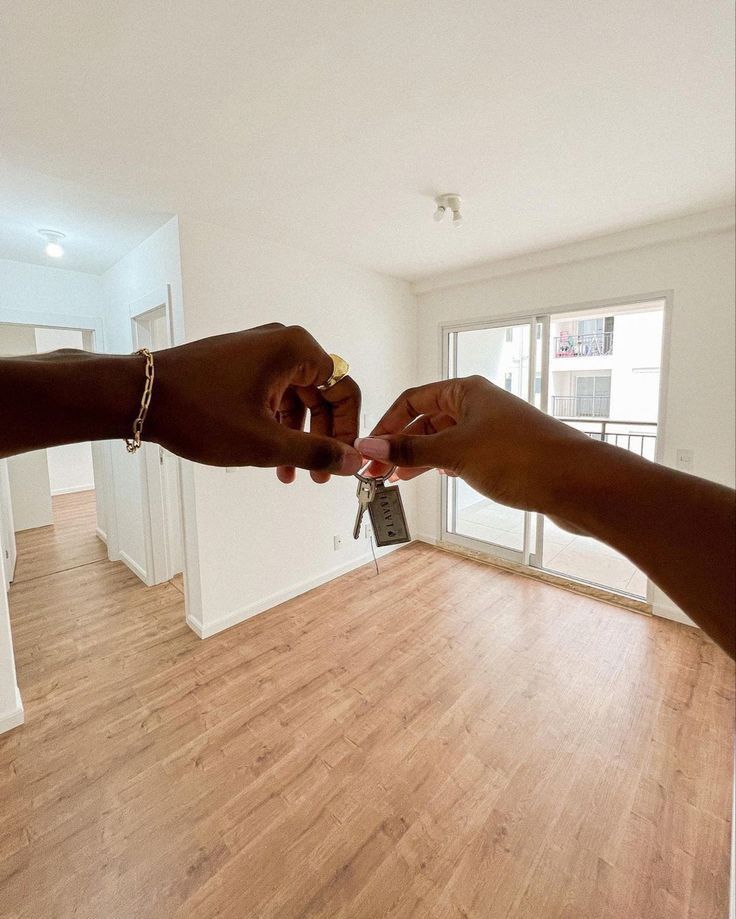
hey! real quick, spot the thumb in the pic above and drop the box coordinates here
[266,425,363,475]
[354,432,454,470]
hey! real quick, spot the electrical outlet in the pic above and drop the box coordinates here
[676,449,694,472]
[333,534,343,551]
[225,467,237,474]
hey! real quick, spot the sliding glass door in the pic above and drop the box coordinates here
[442,319,538,564]
[441,300,664,601]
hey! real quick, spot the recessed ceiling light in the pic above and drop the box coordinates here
[38,229,66,258]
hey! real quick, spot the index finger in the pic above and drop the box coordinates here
[371,380,464,436]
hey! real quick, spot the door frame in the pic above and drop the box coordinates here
[0,308,118,561]
[129,286,185,585]
[440,315,538,565]
[0,461,17,587]
[437,291,673,605]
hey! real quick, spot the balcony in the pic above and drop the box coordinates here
[552,395,610,417]
[556,417,657,461]
[554,330,614,358]
[455,418,657,597]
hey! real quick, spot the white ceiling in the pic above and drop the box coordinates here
[0,163,172,274]
[1,1,733,280]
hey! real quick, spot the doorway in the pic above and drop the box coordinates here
[442,298,666,600]
[0,322,105,585]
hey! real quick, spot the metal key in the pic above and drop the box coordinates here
[353,477,376,539]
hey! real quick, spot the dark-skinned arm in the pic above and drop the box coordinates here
[356,376,736,658]
[0,324,363,482]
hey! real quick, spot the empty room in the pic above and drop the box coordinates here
[1,3,734,918]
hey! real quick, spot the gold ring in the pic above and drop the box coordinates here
[317,353,350,391]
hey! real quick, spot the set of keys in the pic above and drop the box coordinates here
[352,467,410,547]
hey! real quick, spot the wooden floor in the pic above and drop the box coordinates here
[0,493,733,918]
[11,489,107,584]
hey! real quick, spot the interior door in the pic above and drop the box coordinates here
[442,320,536,563]
[132,304,184,581]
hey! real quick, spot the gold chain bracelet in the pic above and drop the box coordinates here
[125,348,155,453]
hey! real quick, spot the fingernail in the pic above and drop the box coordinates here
[354,437,390,460]
[339,450,363,475]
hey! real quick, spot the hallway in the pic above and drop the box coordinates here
[11,491,107,584]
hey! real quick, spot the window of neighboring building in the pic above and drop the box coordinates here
[504,372,513,392]
[574,371,611,416]
[505,327,513,342]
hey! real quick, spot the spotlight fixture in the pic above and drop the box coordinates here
[38,229,66,258]
[433,194,463,228]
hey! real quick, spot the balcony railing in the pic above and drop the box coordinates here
[552,395,610,417]
[556,418,657,460]
[554,330,614,357]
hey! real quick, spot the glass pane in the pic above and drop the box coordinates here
[455,325,530,397]
[575,376,595,396]
[543,302,665,597]
[542,519,648,598]
[451,324,530,553]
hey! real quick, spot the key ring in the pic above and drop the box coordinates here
[354,462,396,485]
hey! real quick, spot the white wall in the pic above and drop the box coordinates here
[44,444,94,495]
[0,550,22,733]
[178,216,417,637]
[7,452,52,530]
[0,324,53,530]
[101,217,186,584]
[0,258,101,322]
[414,220,736,627]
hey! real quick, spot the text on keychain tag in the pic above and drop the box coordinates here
[368,480,410,547]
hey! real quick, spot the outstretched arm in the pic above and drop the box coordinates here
[356,376,735,658]
[0,324,363,483]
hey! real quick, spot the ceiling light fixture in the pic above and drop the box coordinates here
[433,194,463,228]
[38,229,66,258]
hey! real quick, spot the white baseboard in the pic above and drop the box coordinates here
[414,532,439,546]
[185,614,206,638]
[51,485,95,496]
[189,548,402,639]
[418,534,701,630]
[0,686,24,735]
[119,550,151,586]
[95,526,107,545]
